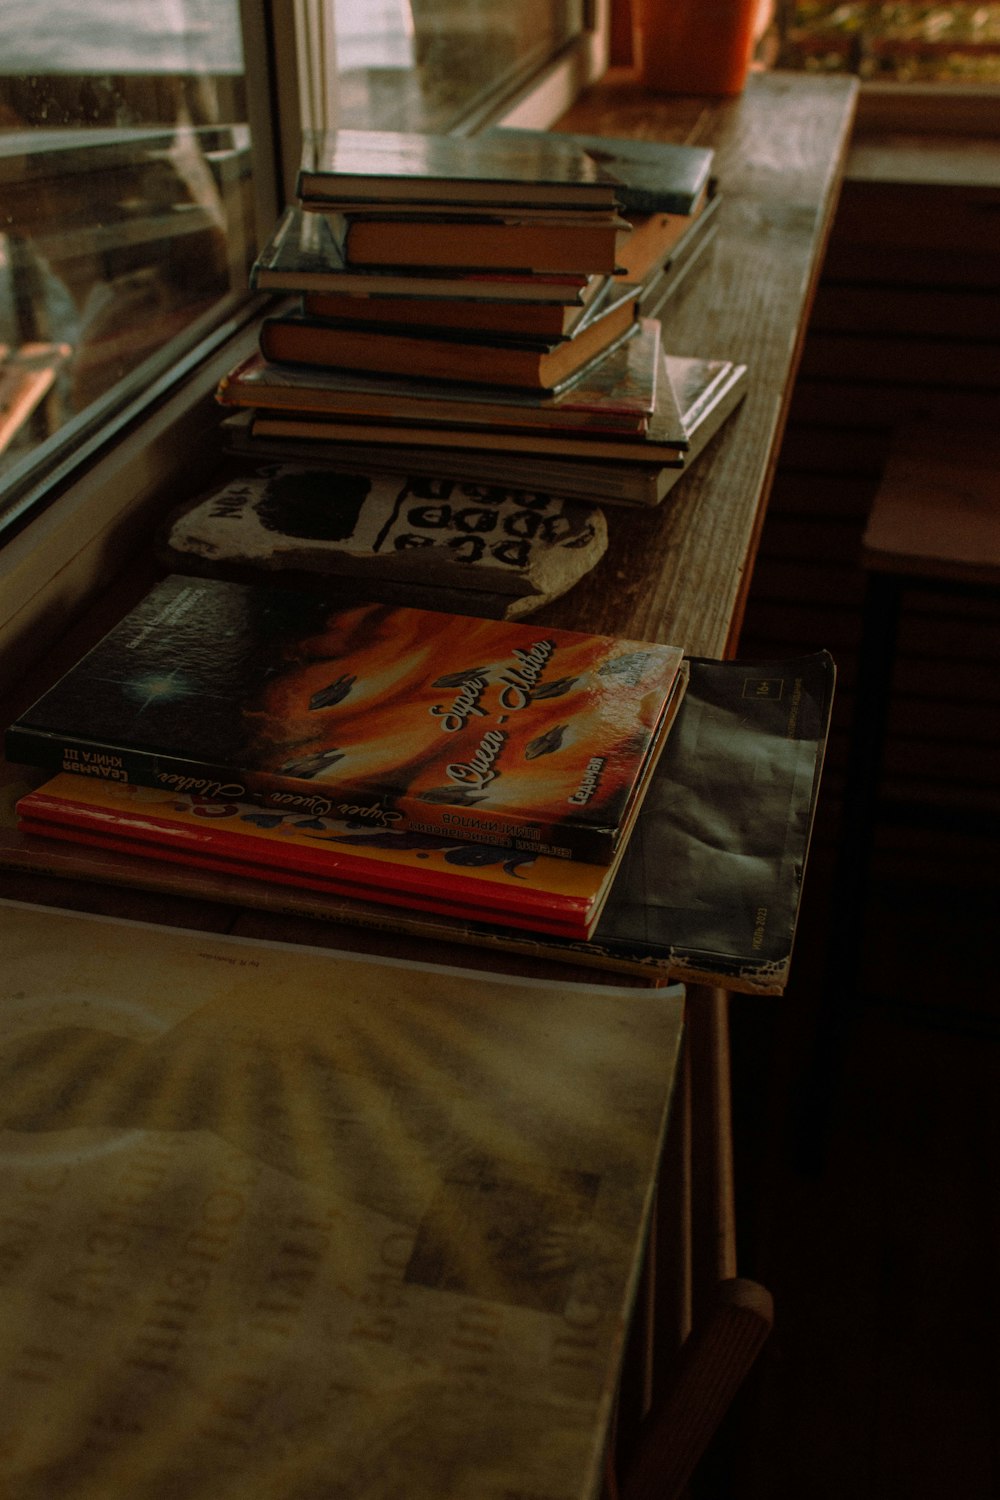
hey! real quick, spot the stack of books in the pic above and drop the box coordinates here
[216,127,746,508]
[3,575,834,991]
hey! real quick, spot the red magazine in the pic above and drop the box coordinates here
[15,776,630,940]
[5,576,687,864]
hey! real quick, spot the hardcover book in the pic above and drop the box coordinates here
[251,207,596,303]
[310,207,631,275]
[638,198,721,319]
[217,312,659,434]
[613,180,717,288]
[248,321,687,463]
[487,128,715,217]
[258,294,638,393]
[245,408,683,464]
[295,271,636,360]
[232,350,745,506]
[296,127,623,210]
[5,576,687,863]
[299,284,605,339]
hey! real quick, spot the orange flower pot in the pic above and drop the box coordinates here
[635,0,760,96]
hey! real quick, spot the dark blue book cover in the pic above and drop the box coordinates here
[489,129,715,216]
[297,127,621,210]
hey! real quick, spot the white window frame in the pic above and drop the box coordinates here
[0,0,610,689]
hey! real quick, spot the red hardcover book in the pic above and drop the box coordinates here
[5,576,687,864]
[15,775,635,940]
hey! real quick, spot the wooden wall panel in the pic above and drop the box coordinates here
[738,161,1000,887]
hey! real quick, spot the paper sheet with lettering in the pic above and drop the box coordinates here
[0,901,682,1500]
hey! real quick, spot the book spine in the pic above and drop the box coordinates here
[618,188,697,217]
[3,728,618,864]
[19,790,597,929]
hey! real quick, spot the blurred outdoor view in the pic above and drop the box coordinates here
[0,1,251,497]
[0,0,583,503]
[778,2,1000,81]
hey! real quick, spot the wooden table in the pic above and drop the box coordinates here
[539,69,857,658]
[0,69,858,1500]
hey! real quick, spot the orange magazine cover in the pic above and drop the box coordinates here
[15,776,632,940]
[5,576,686,863]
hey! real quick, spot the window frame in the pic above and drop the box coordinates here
[853,77,1000,136]
[0,0,610,688]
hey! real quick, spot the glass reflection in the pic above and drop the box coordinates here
[0,1,252,482]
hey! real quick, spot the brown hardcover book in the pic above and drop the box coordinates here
[247,408,682,465]
[312,208,631,275]
[615,189,713,285]
[259,292,638,392]
[250,321,685,462]
[300,283,604,339]
[487,128,715,216]
[251,208,595,303]
[218,315,659,434]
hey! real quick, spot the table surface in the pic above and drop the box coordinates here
[0,898,684,1500]
[0,67,857,1500]
[538,69,858,659]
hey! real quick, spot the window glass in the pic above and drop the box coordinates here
[335,0,586,132]
[0,0,254,498]
[1,0,597,534]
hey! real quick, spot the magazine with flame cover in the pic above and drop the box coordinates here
[5,576,686,864]
[1,653,832,993]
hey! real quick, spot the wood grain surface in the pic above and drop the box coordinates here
[534,70,857,658]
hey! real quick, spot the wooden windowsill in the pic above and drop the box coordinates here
[530,68,859,658]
